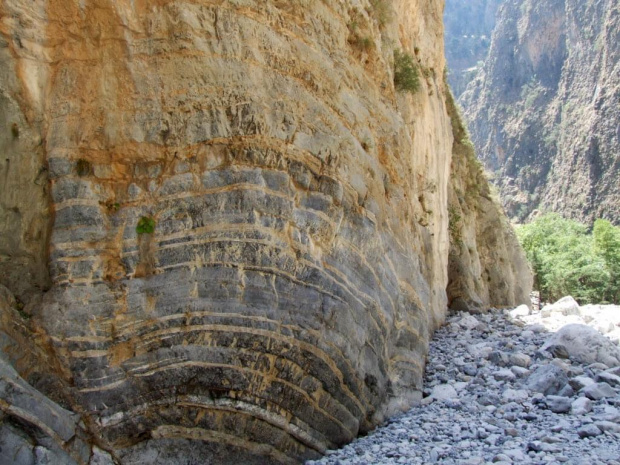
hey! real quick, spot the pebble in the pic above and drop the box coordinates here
[307,309,620,465]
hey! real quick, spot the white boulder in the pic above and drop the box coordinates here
[541,324,620,367]
[540,296,581,317]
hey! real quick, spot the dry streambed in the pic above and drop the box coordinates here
[307,304,620,465]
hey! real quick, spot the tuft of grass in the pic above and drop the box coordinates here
[136,216,156,235]
[393,49,420,93]
[347,19,374,52]
[355,35,374,51]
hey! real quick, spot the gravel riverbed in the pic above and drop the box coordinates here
[306,308,620,465]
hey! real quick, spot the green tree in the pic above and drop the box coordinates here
[516,213,615,304]
[593,219,620,303]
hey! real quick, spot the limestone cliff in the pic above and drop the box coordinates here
[0,0,530,463]
[445,91,531,313]
[444,0,504,98]
[461,0,620,224]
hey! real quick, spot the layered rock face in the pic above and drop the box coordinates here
[445,92,531,314]
[0,0,530,463]
[461,0,620,224]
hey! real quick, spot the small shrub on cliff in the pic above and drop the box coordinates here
[393,49,420,93]
[76,159,92,177]
[516,213,620,304]
[136,216,156,235]
[448,206,463,247]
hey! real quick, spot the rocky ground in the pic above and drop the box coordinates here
[307,300,620,465]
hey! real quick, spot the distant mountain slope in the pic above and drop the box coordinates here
[460,0,620,224]
[444,0,504,97]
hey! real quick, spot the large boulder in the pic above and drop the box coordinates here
[541,324,620,367]
[540,296,581,318]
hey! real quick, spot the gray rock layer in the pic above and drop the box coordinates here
[0,0,531,463]
[460,0,620,224]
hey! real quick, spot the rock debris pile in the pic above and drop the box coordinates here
[307,308,620,465]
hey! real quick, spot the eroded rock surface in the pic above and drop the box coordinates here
[461,0,620,224]
[0,0,531,463]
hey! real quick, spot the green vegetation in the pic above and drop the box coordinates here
[516,213,620,304]
[347,19,374,52]
[76,159,92,177]
[136,216,156,235]
[393,49,420,93]
[448,206,463,247]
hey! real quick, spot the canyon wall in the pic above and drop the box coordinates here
[444,0,504,98]
[461,0,620,224]
[0,0,531,463]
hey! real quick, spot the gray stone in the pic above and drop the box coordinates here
[541,324,620,367]
[586,362,611,372]
[544,396,572,413]
[509,305,530,318]
[595,421,620,434]
[509,353,531,368]
[34,446,77,465]
[569,376,595,391]
[510,366,530,377]
[596,371,620,387]
[462,364,478,376]
[493,369,517,381]
[541,296,581,316]
[489,351,510,367]
[526,364,569,395]
[502,389,529,403]
[503,448,527,462]
[557,384,575,398]
[89,446,115,465]
[583,382,617,400]
[577,424,602,438]
[456,314,483,330]
[0,423,35,465]
[430,384,458,401]
[0,358,79,443]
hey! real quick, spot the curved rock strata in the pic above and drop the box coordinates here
[0,0,531,463]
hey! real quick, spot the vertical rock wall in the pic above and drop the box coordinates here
[461,0,620,224]
[0,0,531,463]
[445,91,532,313]
[0,0,51,301]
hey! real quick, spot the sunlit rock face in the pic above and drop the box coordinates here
[0,0,530,463]
[461,0,620,224]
